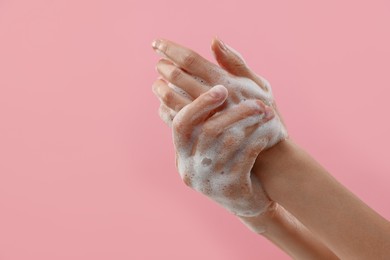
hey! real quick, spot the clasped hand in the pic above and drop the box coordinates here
[152,38,288,217]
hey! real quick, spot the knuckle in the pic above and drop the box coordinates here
[248,106,261,115]
[182,173,193,187]
[161,89,174,104]
[228,52,247,69]
[168,67,182,81]
[222,135,236,147]
[249,100,266,114]
[223,181,251,199]
[202,124,218,136]
[240,104,259,117]
[182,52,197,67]
[172,118,184,133]
[233,59,247,69]
[247,146,260,159]
[222,182,240,199]
[151,80,159,93]
[158,107,174,126]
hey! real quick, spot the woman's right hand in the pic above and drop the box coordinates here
[152,38,288,150]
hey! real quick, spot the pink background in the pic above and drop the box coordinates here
[1,0,389,259]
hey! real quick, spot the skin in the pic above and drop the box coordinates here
[254,139,390,259]
[172,85,275,217]
[152,38,339,259]
[152,38,288,149]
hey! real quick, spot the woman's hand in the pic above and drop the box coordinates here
[152,38,288,149]
[172,84,276,218]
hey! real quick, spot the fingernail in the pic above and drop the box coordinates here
[156,60,170,75]
[209,85,227,99]
[159,59,172,65]
[152,40,167,57]
[152,39,160,50]
[264,106,275,120]
[217,38,227,51]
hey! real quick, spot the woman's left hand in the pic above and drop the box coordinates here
[172,84,276,217]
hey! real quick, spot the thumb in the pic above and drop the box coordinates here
[172,85,228,152]
[174,85,228,134]
[211,37,249,76]
[211,37,269,91]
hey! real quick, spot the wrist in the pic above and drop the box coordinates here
[252,137,308,208]
[237,201,280,234]
[253,137,297,174]
[238,139,298,234]
[240,201,340,260]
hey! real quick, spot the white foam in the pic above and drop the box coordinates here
[173,98,279,217]
[170,69,288,217]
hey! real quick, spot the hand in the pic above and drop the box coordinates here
[172,84,275,217]
[152,37,288,149]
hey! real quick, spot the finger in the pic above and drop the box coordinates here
[156,59,209,98]
[172,85,228,150]
[197,101,275,169]
[158,103,176,128]
[200,131,246,174]
[152,79,192,112]
[211,37,269,91]
[201,100,274,138]
[152,38,224,84]
[230,134,269,175]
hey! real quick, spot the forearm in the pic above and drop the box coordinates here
[254,139,390,259]
[238,202,338,259]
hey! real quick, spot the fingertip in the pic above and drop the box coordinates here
[254,100,267,111]
[158,58,173,65]
[151,78,165,96]
[258,104,275,121]
[152,38,170,58]
[253,100,275,121]
[211,36,220,49]
[210,37,219,59]
[209,85,228,100]
[152,38,164,50]
[151,39,158,49]
[155,58,173,72]
[264,106,275,120]
[211,36,226,54]
[210,39,250,78]
[211,35,218,45]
